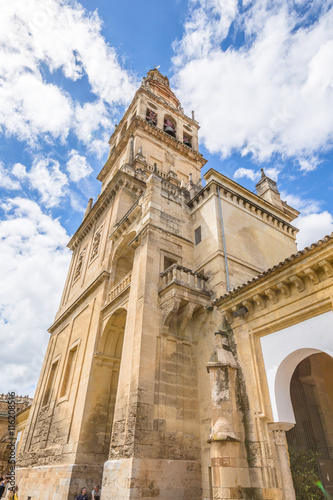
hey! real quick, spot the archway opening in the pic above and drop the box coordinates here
[80,308,127,462]
[99,308,127,448]
[286,352,333,498]
[111,232,136,287]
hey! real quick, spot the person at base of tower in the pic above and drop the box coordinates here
[5,485,18,500]
[91,484,100,500]
[75,487,88,500]
[0,477,8,498]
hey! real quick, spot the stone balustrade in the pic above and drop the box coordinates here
[160,264,208,291]
[108,271,132,303]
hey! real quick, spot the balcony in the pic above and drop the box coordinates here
[160,264,209,293]
[107,271,132,304]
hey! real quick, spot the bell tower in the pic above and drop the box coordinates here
[98,68,204,191]
[17,69,299,500]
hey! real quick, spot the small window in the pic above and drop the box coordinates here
[164,116,176,137]
[195,226,202,245]
[146,108,157,126]
[42,360,58,407]
[183,134,192,148]
[164,256,176,271]
[60,346,78,398]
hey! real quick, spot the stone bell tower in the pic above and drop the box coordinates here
[17,69,300,500]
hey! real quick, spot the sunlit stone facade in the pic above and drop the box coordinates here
[16,70,333,500]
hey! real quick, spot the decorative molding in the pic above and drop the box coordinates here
[319,259,333,277]
[253,294,265,310]
[265,288,278,304]
[304,267,319,284]
[276,282,290,297]
[289,275,304,292]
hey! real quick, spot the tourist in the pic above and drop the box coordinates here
[5,485,18,500]
[75,487,88,500]
[91,484,100,500]
[0,478,8,499]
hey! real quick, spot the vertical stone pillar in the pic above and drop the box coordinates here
[269,423,296,500]
[207,331,250,500]
[128,135,134,164]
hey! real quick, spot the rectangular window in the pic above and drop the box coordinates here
[42,360,58,407]
[60,346,78,398]
[164,256,176,271]
[195,226,202,245]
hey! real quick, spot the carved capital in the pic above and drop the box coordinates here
[161,298,181,333]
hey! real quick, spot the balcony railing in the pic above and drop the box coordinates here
[160,264,208,292]
[108,271,132,303]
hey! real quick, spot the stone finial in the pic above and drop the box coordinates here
[255,169,283,209]
[83,198,93,221]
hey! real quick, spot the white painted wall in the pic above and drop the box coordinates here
[260,311,333,423]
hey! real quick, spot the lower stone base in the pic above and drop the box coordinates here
[101,458,202,500]
[16,463,103,500]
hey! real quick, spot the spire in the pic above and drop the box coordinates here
[142,68,180,109]
[255,169,283,209]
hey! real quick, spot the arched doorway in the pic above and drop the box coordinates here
[97,308,127,452]
[286,352,333,498]
[81,308,127,461]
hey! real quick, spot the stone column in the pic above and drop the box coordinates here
[269,423,296,500]
[128,135,134,164]
[207,331,250,500]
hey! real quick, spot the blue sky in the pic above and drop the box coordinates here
[1,0,333,395]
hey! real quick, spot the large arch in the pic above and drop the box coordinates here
[260,311,333,423]
[79,307,128,463]
[110,231,136,286]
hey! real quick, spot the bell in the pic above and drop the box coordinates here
[183,138,192,148]
[165,126,176,137]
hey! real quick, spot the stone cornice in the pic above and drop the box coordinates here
[188,178,298,237]
[49,271,110,334]
[98,115,206,183]
[202,169,299,222]
[67,169,145,250]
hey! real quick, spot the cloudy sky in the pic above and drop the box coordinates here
[1,0,333,396]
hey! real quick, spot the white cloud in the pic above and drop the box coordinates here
[0,0,137,145]
[0,162,21,190]
[0,198,71,394]
[295,212,333,250]
[173,2,333,163]
[74,100,112,144]
[233,166,280,182]
[12,157,69,207]
[280,191,322,216]
[173,0,238,66]
[265,167,281,182]
[234,167,259,182]
[66,150,93,182]
[298,157,321,172]
[281,190,333,249]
